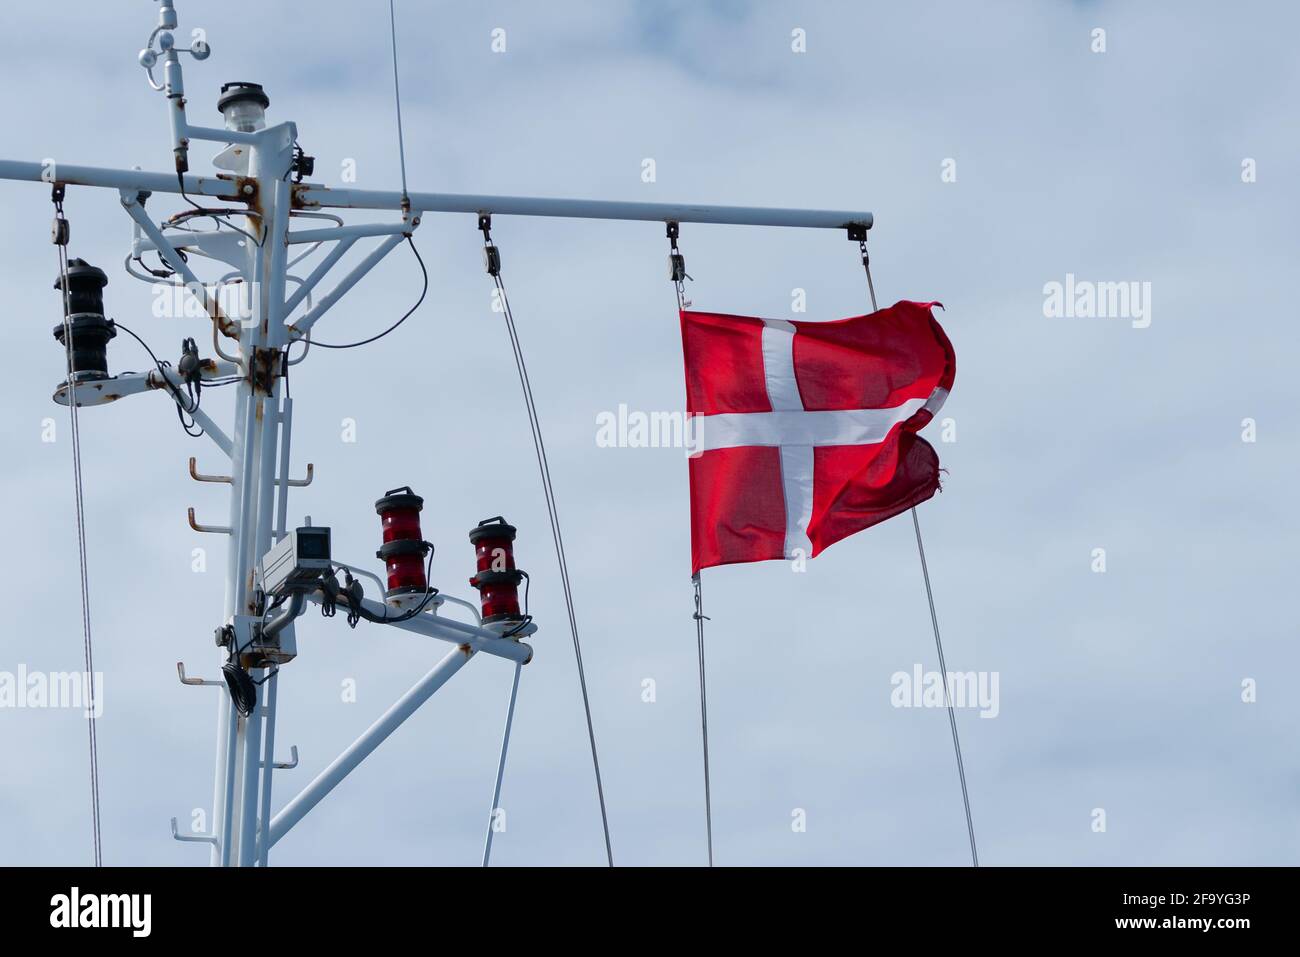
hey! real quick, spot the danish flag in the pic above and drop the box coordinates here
[680,300,955,573]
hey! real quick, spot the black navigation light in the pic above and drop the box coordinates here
[52,259,115,381]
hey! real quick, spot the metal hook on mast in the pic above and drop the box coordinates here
[187,507,232,535]
[189,457,232,483]
[177,661,221,687]
[283,463,314,487]
[171,817,218,845]
[262,744,299,770]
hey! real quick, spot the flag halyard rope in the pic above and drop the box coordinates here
[855,231,979,867]
[853,227,977,864]
[387,0,410,212]
[52,186,103,867]
[479,217,614,866]
[911,508,979,867]
[692,572,714,866]
[670,223,714,866]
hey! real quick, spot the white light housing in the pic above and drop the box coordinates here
[217,81,268,133]
[214,82,268,173]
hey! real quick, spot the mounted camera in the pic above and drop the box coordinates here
[215,526,333,683]
[260,525,332,598]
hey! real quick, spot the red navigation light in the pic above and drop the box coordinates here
[375,486,430,595]
[468,516,525,624]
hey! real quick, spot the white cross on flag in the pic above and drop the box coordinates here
[680,300,955,573]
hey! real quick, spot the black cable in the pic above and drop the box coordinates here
[165,209,264,250]
[134,252,175,279]
[311,237,426,349]
[501,571,533,638]
[177,169,207,216]
[223,612,284,716]
[222,660,258,717]
[333,545,438,628]
[175,171,265,247]
[112,322,192,410]
[281,345,293,398]
[318,575,338,618]
[222,632,254,716]
[113,321,205,437]
[258,591,289,635]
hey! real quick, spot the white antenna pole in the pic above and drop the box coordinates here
[0,1,870,866]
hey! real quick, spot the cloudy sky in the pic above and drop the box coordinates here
[1,0,1297,866]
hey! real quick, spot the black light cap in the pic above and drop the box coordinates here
[53,258,108,316]
[217,81,270,114]
[469,516,517,545]
[375,486,424,514]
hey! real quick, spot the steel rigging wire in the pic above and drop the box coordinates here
[482,661,522,867]
[856,232,979,867]
[480,217,615,866]
[50,191,245,867]
[307,1,558,866]
[692,573,713,868]
[668,223,714,867]
[912,507,979,867]
[387,0,410,207]
[51,187,103,867]
[309,0,425,353]
[385,0,612,865]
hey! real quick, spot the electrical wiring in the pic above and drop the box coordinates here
[113,320,207,437]
[223,622,279,717]
[309,237,426,350]
[283,335,310,368]
[165,207,264,250]
[501,571,532,638]
[175,170,266,247]
[287,210,345,269]
[329,544,438,628]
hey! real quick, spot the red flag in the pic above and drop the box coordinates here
[680,300,955,573]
